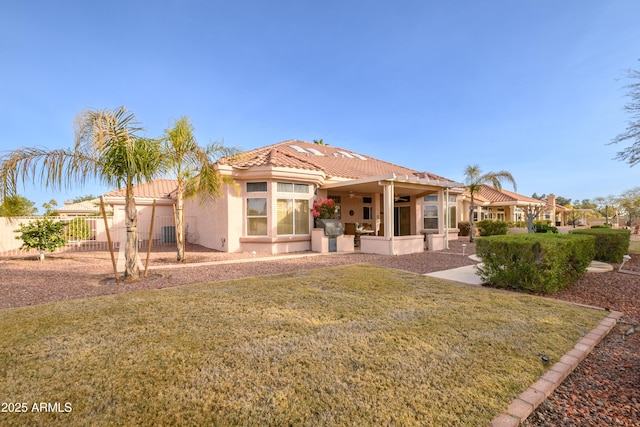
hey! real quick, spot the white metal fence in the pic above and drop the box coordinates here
[0,215,195,257]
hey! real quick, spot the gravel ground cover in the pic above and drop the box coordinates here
[1,238,638,425]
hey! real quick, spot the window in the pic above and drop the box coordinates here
[276,182,310,235]
[277,199,309,235]
[422,194,457,229]
[277,182,309,194]
[363,206,373,220]
[423,206,438,229]
[447,205,457,228]
[247,198,267,235]
[246,182,267,192]
[363,196,373,220]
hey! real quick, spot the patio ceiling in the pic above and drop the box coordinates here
[321,173,464,198]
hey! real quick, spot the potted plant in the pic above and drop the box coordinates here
[311,197,336,228]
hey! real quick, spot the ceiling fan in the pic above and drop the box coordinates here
[348,191,364,199]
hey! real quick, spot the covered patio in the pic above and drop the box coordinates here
[319,173,464,255]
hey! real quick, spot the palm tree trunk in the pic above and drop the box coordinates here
[176,192,185,262]
[124,187,141,280]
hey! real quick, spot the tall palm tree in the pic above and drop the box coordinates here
[0,107,162,279]
[463,164,517,242]
[162,117,238,262]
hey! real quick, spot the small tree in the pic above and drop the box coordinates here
[616,186,640,226]
[610,63,640,166]
[15,217,67,260]
[524,204,545,233]
[463,164,517,242]
[0,195,37,216]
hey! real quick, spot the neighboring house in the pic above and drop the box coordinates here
[459,185,546,223]
[55,198,111,217]
[103,178,183,245]
[542,194,570,226]
[184,140,464,255]
[459,186,573,226]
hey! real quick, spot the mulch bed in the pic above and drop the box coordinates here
[522,256,640,427]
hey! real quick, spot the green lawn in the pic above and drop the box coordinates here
[0,264,606,426]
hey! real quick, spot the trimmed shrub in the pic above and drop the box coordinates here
[458,221,471,236]
[534,223,558,234]
[569,228,630,263]
[590,224,612,229]
[476,220,509,236]
[508,221,526,229]
[476,234,595,294]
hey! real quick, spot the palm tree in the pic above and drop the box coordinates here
[162,117,238,262]
[463,164,517,242]
[0,107,162,280]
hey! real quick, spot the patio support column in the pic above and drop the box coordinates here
[380,180,395,255]
[437,188,445,235]
[445,187,450,249]
[373,192,381,235]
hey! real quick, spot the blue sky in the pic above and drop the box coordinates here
[1,0,639,212]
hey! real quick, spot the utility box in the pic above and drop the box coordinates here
[161,226,176,243]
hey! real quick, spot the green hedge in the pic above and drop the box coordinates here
[476,234,595,294]
[476,220,509,236]
[534,223,558,234]
[458,221,471,236]
[569,228,630,263]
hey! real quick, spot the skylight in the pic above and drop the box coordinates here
[337,151,354,158]
[290,145,308,153]
[306,147,324,156]
[352,153,367,160]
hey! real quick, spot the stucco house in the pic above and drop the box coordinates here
[55,198,111,217]
[180,140,465,255]
[459,185,570,226]
[103,178,181,245]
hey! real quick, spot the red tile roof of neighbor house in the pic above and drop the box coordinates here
[219,140,456,182]
[104,178,178,199]
[56,198,111,214]
[466,184,543,204]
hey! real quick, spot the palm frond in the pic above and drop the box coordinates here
[0,146,100,197]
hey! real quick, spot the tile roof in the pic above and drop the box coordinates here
[219,140,454,182]
[104,178,178,199]
[56,198,111,214]
[467,184,543,204]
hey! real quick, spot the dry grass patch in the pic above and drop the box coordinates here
[0,264,605,426]
[628,239,640,254]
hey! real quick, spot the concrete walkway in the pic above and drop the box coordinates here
[425,264,484,285]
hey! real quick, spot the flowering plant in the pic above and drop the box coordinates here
[311,197,336,219]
